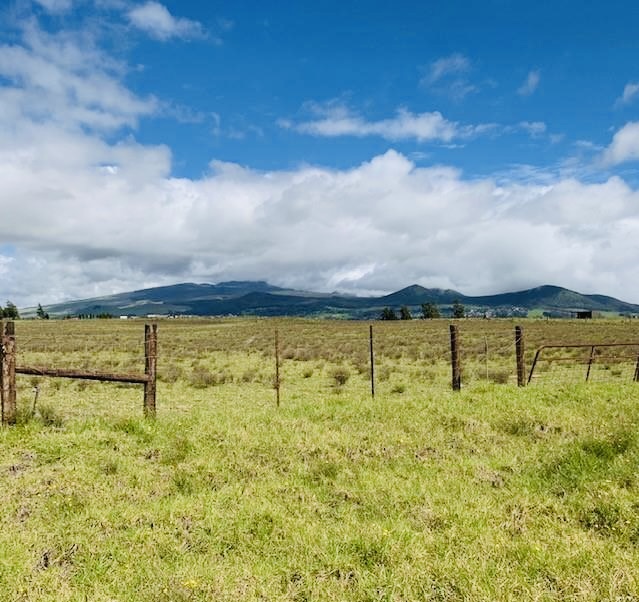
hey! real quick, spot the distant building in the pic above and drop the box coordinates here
[573,310,593,319]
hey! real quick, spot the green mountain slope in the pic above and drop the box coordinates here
[27,282,639,318]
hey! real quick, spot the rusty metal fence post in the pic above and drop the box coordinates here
[143,323,157,418]
[274,328,280,407]
[449,324,461,391]
[1,321,17,425]
[369,324,375,399]
[585,345,596,382]
[515,325,525,387]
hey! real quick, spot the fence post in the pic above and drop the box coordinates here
[449,324,461,391]
[634,351,639,382]
[515,325,525,387]
[1,321,17,425]
[586,345,596,382]
[369,324,375,399]
[143,323,157,419]
[274,328,280,407]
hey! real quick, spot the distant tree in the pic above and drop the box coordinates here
[36,303,49,319]
[3,301,19,319]
[452,300,465,319]
[380,307,398,321]
[421,302,440,319]
[399,305,412,320]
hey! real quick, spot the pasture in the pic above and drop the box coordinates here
[1,317,639,601]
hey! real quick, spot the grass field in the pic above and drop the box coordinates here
[1,318,639,601]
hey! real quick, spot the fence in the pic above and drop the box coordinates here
[528,342,639,384]
[1,321,157,425]
[3,318,639,426]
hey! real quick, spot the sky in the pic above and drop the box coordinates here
[2,0,639,307]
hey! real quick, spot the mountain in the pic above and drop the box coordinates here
[378,285,463,306]
[25,281,639,319]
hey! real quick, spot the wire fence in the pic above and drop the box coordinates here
[7,317,639,400]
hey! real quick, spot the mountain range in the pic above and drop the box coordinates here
[26,281,639,319]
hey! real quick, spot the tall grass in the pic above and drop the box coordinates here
[1,318,638,600]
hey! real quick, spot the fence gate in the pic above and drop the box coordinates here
[1,321,157,425]
[527,342,639,384]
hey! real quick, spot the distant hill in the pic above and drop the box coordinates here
[23,281,639,319]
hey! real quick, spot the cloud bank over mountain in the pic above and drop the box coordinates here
[2,2,639,306]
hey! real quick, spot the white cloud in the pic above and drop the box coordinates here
[3,15,639,307]
[422,53,477,100]
[281,104,492,143]
[33,0,73,13]
[517,70,540,96]
[0,24,157,132]
[518,121,547,137]
[427,53,471,83]
[127,2,205,40]
[4,129,639,305]
[601,122,639,165]
[615,82,639,107]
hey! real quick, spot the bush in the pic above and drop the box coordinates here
[330,366,350,387]
[487,368,511,384]
[158,364,184,383]
[189,366,217,388]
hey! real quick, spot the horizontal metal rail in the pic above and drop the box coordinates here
[528,342,639,384]
[16,365,150,384]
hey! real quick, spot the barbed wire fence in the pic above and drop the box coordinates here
[3,318,639,424]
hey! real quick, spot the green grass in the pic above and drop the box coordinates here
[2,318,639,600]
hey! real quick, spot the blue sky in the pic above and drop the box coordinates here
[2,0,639,306]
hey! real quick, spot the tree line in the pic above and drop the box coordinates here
[1,301,20,319]
[380,301,465,320]
[1,302,51,320]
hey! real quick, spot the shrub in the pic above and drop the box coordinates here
[487,368,511,384]
[189,365,232,388]
[330,366,350,387]
[159,364,184,383]
[189,366,216,388]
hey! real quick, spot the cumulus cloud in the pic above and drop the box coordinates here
[4,129,639,305]
[280,103,492,143]
[615,82,639,107]
[3,15,639,307]
[127,1,205,40]
[0,24,157,132]
[601,122,639,165]
[517,70,540,96]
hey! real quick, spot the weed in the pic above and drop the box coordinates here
[329,366,350,387]
[241,368,258,382]
[487,368,511,384]
[162,435,192,465]
[159,364,184,383]
[37,403,64,427]
[188,365,216,388]
[172,468,196,494]
[102,458,118,475]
